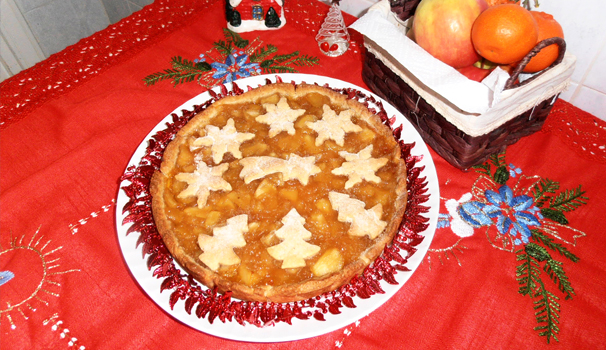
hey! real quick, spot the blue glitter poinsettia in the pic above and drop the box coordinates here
[210,50,260,84]
[459,185,542,245]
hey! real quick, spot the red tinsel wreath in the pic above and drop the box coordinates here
[119,76,431,327]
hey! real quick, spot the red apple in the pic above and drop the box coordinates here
[457,64,494,82]
[413,0,488,69]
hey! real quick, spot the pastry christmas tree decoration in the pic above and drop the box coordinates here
[191,118,255,164]
[239,154,321,185]
[332,145,388,189]
[328,192,387,240]
[198,214,249,271]
[307,104,363,146]
[257,97,306,137]
[174,155,232,207]
[315,2,350,57]
[226,0,286,33]
[267,209,321,269]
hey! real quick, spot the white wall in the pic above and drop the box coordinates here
[0,0,152,80]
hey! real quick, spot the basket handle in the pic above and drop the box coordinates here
[504,37,567,90]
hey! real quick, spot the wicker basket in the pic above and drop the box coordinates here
[361,2,572,170]
[389,0,422,21]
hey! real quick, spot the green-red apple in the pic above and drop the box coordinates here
[456,64,494,82]
[413,0,488,69]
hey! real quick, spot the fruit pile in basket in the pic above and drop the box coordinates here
[410,0,564,82]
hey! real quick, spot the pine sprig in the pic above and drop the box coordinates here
[472,162,492,178]
[271,50,301,63]
[143,56,210,86]
[517,248,562,343]
[250,45,278,62]
[291,55,321,67]
[143,69,182,86]
[260,63,298,73]
[544,259,575,300]
[144,29,319,87]
[533,178,560,207]
[533,280,561,344]
[213,40,233,56]
[472,152,506,179]
[530,229,579,263]
[548,185,588,212]
[516,248,542,296]
[489,152,507,168]
[223,28,248,48]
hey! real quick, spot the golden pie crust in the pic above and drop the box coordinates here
[150,83,407,303]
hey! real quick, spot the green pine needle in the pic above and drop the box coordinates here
[250,45,279,62]
[223,28,248,48]
[472,162,492,177]
[213,40,233,56]
[531,229,579,263]
[143,69,181,86]
[533,178,560,207]
[544,259,575,300]
[549,185,588,212]
[490,152,507,168]
[143,56,210,87]
[262,65,297,74]
[533,283,560,343]
[516,249,541,297]
[272,51,300,63]
[292,55,320,67]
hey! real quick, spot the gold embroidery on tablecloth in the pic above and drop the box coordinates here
[0,227,79,331]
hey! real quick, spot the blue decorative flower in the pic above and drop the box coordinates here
[437,213,451,229]
[509,163,522,178]
[193,54,206,63]
[210,51,260,83]
[458,185,542,245]
[0,270,15,286]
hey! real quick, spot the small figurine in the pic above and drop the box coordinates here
[316,2,350,57]
[226,0,286,33]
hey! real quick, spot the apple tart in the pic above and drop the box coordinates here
[150,83,407,302]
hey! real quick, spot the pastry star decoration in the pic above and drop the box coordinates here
[267,209,321,269]
[175,155,232,207]
[307,104,362,146]
[328,192,387,240]
[256,97,306,137]
[332,145,388,189]
[198,214,248,271]
[191,118,255,164]
[239,154,321,185]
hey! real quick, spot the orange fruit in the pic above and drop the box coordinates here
[471,4,539,64]
[523,11,564,73]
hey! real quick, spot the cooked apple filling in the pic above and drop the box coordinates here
[152,83,406,301]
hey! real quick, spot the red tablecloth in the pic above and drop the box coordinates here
[2,0,605,349]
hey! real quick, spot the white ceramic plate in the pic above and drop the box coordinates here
[116,74,440,342]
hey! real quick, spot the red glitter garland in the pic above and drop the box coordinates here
[119,77,431,326]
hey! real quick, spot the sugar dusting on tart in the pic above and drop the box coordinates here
[174,155,232,207]
[256,97,306,137]
[191,118,255,164]
[332,145,388,189]
[307,104,363,146]
[239,154,321,185]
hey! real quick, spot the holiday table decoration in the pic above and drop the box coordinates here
[316,1,351,57]
[226,0,286,33]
